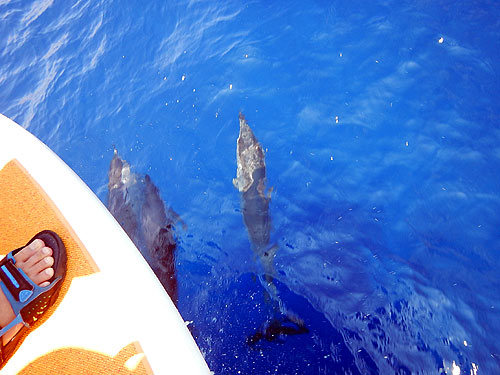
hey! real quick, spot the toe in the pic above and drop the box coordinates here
[29,255,54,278]
[31,267,54,285]
[23,246,53,269]
[14,239,45,263]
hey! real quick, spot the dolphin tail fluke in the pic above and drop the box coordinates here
[253,270,308,346]
[247,315,308,346]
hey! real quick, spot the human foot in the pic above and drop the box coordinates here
[0,239,54,345]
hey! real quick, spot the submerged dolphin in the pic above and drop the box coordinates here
[107,150,181,305]
[233,113,275,272]
[233,113,307,344]
[107,150,142,247]
[142,174,180,304]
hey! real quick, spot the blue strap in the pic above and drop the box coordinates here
[0,253,36,317]
[0,314,26,339]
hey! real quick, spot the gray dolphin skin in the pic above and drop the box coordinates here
[234,113,307,344]
[142,174,179,304]
[107,150,142,247]
[107,150,180,305]
[233,113,274,268]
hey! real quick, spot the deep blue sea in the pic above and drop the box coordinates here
[1,1,499,374]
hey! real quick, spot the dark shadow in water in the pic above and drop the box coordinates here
[246,316,309,345]
[107,150,183,305]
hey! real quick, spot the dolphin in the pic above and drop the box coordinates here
[141,174,180,304]
[107,151,181,305]
[233,113,275,273]
[107,149,142,247]
[233,113,307,344]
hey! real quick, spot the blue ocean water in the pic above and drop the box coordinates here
[1,0,499,374]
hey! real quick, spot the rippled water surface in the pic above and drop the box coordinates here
[1,1,499,374]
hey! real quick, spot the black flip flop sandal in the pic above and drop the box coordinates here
[0,230,67,367]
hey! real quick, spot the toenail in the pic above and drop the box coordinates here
[44,257,52,264]
[42,247,50,255]
[45,269,52,275]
